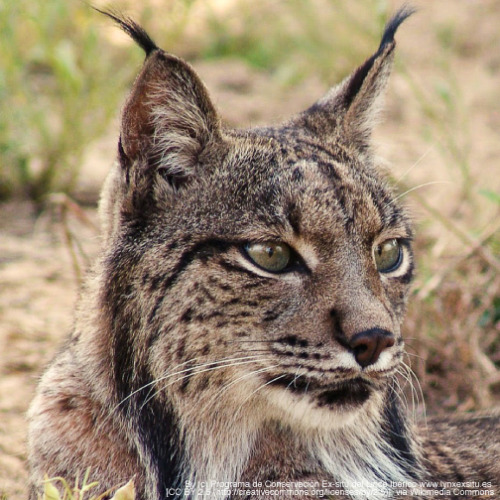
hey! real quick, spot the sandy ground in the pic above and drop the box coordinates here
[1,1,499,497]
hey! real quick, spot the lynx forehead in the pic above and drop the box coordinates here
[28,7,500,500]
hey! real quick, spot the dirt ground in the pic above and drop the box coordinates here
[1,2,499,498]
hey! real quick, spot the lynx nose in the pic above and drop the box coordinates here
[348,329,395,368]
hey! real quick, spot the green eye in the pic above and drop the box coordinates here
[244,242,292,273]
[374,238,402,273]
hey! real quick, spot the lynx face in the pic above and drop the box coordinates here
[139,137,411,428]
[98,11,414,437]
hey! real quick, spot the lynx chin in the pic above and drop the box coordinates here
[28,7,499,500]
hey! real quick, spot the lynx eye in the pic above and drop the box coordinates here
[244,242,292,273]
[374,238,402,273]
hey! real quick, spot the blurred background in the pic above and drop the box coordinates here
[0,0,499,497]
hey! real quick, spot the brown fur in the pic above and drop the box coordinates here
[28,8,499,499]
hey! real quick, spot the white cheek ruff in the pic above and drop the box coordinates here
[265,387,365,430]
[260,374,384,431]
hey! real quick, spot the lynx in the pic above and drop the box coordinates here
[28,7,499,500]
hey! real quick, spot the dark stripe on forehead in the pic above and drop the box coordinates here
[373,190,412,234]
[284,135,405,232]
[300,151,382,219]
[350,169,409,232]
[291,138,352,172]
[286,201,301,234]
[315,159,342,183]
[384,206,410,231]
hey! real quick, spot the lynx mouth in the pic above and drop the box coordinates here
[266,375,372,408]
[315,381,371,407]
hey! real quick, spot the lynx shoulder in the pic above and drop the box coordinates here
[28,7,500,500]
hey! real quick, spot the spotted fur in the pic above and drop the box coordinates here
[28,7,499,500]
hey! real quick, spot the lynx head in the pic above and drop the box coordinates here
[97,8,414,453]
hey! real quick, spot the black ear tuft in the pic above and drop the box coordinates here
[344,5,415,107]
[94,7,158,56]
[294,6,414,155]
[103,15,222,197]
[378,5,416,52]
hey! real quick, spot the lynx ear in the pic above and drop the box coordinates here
[103,12,221,190]
[297,7,414,154]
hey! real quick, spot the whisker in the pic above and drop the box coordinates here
[407,367,426,425]
[203,364,281,413]
[388,376,421,437]
[114,355,208,407]
[144,354,266,388]
[232,373,289,423]
[404,351,425,361]
[102,355,266,428]
[226,339,278,344]
[287,371,303,391]
[95,354,212,433]
[398,358,426,425]
[237,348,271,354]
[394,147,433,183]
[393,181,452,202]
[139,358,272,412]
[392,371,413,420]
[154,358,270,392]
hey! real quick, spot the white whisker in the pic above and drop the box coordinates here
[203,364,280,413]
[99,355,266,431]
[395,147,433,183]
[139,358,271,412]
[231,372,288,423]
[393,181,452,202]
